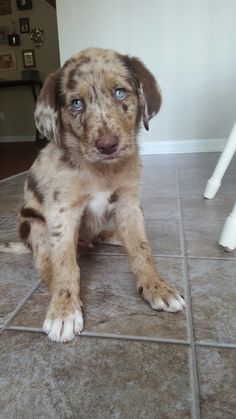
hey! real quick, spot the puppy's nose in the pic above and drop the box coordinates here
[95,134,118,155]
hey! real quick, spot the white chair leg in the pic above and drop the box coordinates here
[219,202,236,251]
[203,121,236,199]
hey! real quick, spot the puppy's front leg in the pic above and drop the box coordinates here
[43,206,84,342]
[115,197,185,312]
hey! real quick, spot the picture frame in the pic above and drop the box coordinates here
[8,32,21,46]
[0,0,12,15]
[22,49,35,68]
[0,52,17,71]
[16,0,32,10]
[0,26,9,44]
[19,17,30,33]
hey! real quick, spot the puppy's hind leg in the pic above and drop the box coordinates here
[20,217,52,288]
[96,230,123,246]
[32,223,52,288]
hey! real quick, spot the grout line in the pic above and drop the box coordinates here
[188,255,236,262]
[196,340,236,349]
[0,218,8,226]
[6,325,236,350]
[0,170,28,184]
[0,215,18,228]
[82,251,183,258]
[6,326,44,333]
[144,218,181,221]
[6,325,190,345]
[0,279,41,334]
[180,216,232,222]
[153,254,183,259]
[154,254,182,259]
[176,163,201,419]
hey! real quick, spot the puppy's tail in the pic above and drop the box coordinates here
[0,241,30,254]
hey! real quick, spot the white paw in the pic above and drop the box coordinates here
[151,294,185,312]
[43,309,84,342]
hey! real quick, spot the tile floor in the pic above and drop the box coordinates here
[0,152,236,419]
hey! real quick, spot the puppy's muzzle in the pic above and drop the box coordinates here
[95,133,119,156]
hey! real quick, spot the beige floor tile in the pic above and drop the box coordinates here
[88,220,182,257]
[181,196,236,220]
[197,346,236,419]
[11,255,188,341]
[0,331,192,419]
[188,258,236,343]
[183,219,236,259]
[0,216,19,241]
[0,253,40,327]
[0,174,26,216]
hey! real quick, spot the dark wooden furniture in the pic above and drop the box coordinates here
[0,79,46,147]
[0,78,42,101]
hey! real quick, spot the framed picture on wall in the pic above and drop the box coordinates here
[19,17,30,33]
[0,52,17,70]
[16,0,32,10]
[0,0,12,15]
[0,26,9,44]
[22,49,35,68]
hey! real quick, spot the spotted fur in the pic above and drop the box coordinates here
[1,48,184,342]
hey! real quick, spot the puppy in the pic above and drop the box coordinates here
[1,48,185,342]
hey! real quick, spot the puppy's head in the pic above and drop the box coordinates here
[35,48,161,164]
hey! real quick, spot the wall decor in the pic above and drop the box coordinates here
[16,0,32,10]
[0,52,16,70]
[8,32,21,46]
[19,17,30,33]
[0,0,12,15]
[30,27,44,47]
[0,26,9,44]
[22,48,35,68]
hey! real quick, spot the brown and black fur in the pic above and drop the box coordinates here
[2,48,185,342]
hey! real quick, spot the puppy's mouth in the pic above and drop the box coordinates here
[90,144,132,163]
[101,154,118,161]
[95,148,120,161]
[97,146,132,162]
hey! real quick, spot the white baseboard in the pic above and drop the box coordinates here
[139,138,227,154]
[0,135,35,143]
[0,170,28,184]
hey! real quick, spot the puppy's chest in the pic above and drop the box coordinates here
[87,191,117,218]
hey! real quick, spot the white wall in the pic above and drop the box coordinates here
[56,0,236,149]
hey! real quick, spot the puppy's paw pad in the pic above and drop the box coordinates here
[78,239,94,249]
[96,230,122,246]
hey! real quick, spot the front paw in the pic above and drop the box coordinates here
[138,280,185,313]
[43,299,83,342]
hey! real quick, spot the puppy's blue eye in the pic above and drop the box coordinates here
[115,88,126,100]
[71,98,83,111]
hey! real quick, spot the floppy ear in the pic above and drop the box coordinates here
[124,56,162,131]
[34,69,62,144]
